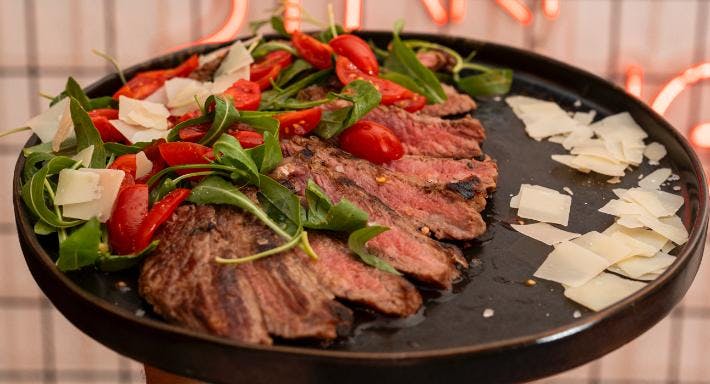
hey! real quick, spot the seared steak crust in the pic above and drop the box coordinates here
[420,84,477,117]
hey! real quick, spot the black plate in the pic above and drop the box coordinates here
[13,32,709,383]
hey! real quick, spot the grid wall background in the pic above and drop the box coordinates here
[0,1,708,383]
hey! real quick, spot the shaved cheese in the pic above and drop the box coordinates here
[609,231,657,257]
[598,199,651,217]
[524,114,580,140]
[510,194,520,209]
[607,265,663,281]
[54,169,101,205]
[534,241,610,287]
[652,190,685,215]
[164,78,211,116]
[211,68,250,94]
[564,272,646,311]
[562,125,594,150]
[62,169,125,222]
[590,112,647,142]
[144,85,168,104]
[661,241,676,253]
[612,226,669,251]
[51,101,74,152]
[118,96,170,130]
[511,223,581,245]
[613,188,628,199]
[214,40,254,78]
[602,139,626,163]
[571,155,627,176]
[563,187,573,195]
[572,231,633,264]
[644,142,667,163]
[516,184,572,226]
[638,168,671,190]
[24,97,73,143]
[572,110,596,125]
[639,215,688,245]
[547,135,567,144]
[71,145,94,167]
[615,252,676,278]
[625,188,672,217]
[551,154,591,172]
[110,119,168,144]
[135,151,153,179]
[616,215,646,229]
[571,143,624,164]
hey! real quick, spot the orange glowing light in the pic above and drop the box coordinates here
[171,0,247,50]
[420,0,449,26]
[651,62,710,114]
[449,0,466,23]
[690,123,710,148]
[625,64,644,98]
[495,0,533,25]
[344,0,363,31]
[541,0,560,20]
[283,0,302,33]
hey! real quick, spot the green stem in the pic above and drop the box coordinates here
[172,171,221,184]
[299,231,318,260]
[92,49,127,85]
[460,62,493,73]
[0,126,31,139]
[43,179,67,243]
[327,3,338,38]
[39,92,54,100]
[215,230,303,264]
[146,164,236,187]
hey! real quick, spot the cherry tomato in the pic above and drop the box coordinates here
[108,154,137,178]
[172,110,201,125]
[339,120,404,164]
[134,188,191,251]
[335,56,411,105]
[108,184,149,255]
[291,31,333,70]
[88,109,126,143]
[222,79,261,110]
[250,50,293,81]
[394,93,427,113]
[254,65,282,91]
[177,123,210,142]
[329,34,379,76]
[113,54,199,100]
[228,130,264,148]
[275,108,322,137]
[158,142,213,175]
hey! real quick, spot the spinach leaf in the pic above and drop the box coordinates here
[314,80,381,139]
[384,20,446,104]
[257,175,302,236]
[276,59,313,87]
[104,141,151,156]
[260,69,332,110]
[304,180,368,232]
[56,218,102,271]
[213,134,260,186]
[246,130,282,174]
[21,156,84,228]
[456,68,513,97]
[69,97,106,168]
[348,226,401,275]
[198,95,240,146]
[97,240,159,272]
[252,41,297,59]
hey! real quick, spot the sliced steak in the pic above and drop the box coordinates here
[282,137,487,239]
[384,155,498,194]
[302,233,423,316]
[272,158,464,289]
[364,106,485,158]
[420,84,477,117]
[188,51,227,82]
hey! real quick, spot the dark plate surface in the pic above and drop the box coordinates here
[13,32,708,383]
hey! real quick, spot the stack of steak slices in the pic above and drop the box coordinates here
[139,80,498,345]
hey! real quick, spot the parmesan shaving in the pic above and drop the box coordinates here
[62,169,125,222]
[516,184,572,226]
[571,231,633,264]
[609,231,657,257]
[533,241,610,287]
[71,145,94,168]
[51,101,74,152]
[615,252,676,278]
[164,77,211,116]
[607,265,663,281]
[643,142,667,163]
[24,97,73,143]
[135,151,153,179]
[118,96,170,130]
[638,168,671,190]
[110,119,168,144]
[511,223,581,245]
[54,169,101,205]
[551,154,591,172]
[571,155,627,176]
[564,272,646,311]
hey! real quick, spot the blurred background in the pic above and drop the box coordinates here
[0,0,708,383]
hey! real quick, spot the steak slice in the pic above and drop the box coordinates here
[420,84,477,117]
[384,155,498,194]
[364,106,485,158]
[272,158,464,289]
[188,50,227,82]
[302,233,423,316]
[282,137,487,239]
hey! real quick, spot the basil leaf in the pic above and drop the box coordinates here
[97,240,159,272]
[21,156,84,228]
[384,20,446,104]
[246,130,282,174]
[257,175,302,236]
[276,59,313,87]
[260,69,332,110]
[213,134,260,186]
[34,220,57,235]
[314,80,381,139]
[104,141,151,156]
[65,77,92,110]
[270,16,290,37]
[198,95,240,146]
[252,41,298,59]
[56,218,102,271]
[69,97,106,168]
[304,180,368,232]
[456,68,513,97]
[348,226,401,275]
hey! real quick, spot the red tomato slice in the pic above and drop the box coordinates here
[335,56,411,105]
[172,110,201,125]
[158,141,213,175]
[88,108,118,119]
[229,130,264,148]
[108,154,137,178]
[394,93,427,113]
[329,34,379,76]
[165,54,199,78]
[339,120,404,164]
[134,188,191,251]
[108,184,149,255]
[275,108,323,137]
[222,79,261,110]
[88,109,126,143]
[254,65,282,91]
[178,123,209,142]
[250,50,293,81]
[112,55,198,100]
[292,31,333,70]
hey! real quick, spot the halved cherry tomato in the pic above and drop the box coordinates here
[335,56,412,105]
[178,123,210,142]
[250,50,293,81]
[108,184,149,255]
[394,93,427,113]
[292,31,333,70]
[254,65,282,91]
[329,34,379,76]
[108,154,137,178]
[112,54,199,100]
[339,120,404,164]
[222,79,261,110]
[275,108,322,137]
[229,130,264,148]
[134,188,191,251]
[158,142,213,175]
[171,110,201,125]
[88,109,126,143]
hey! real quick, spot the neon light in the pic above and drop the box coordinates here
[625,64,644,98]
[283,0,302,33]
[344,0,363,31]
[690,123,710,148]
[541,0,560,20]
[172,0,247,50]
[651,62,710,114]
[450,0,466,23]
[495,0,533,25]
[420,0,448,26]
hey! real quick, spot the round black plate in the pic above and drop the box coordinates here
[13,32,708,383]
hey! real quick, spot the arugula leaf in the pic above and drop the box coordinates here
[260,69,332,110]
[65,77,91,110]
[69,97,106,168]
[236,111,279,134]
[270,16,290,37]
[97,240,159,272]
[21,156,84,228]
[34,220,57,235]
[304,180,368,232]
[314,80,381,139]
[246,130,282,174]
[56,218,102,271]
[384,20,446,104]
[167,112,213,142]
[276,59,313,87]
[149,177,177,205]
[104,141,151,156]
[88,96,118,110]
[213,134,260,186]
[252,41,298,59]
[456,68,513,97]
[314,107,352,140]
[50,79,117,110]
[23,152,54,183]
[198,95,240,146]
[22,138,77,157]
[348,226,401,275]
[276,97,334,110]
[257,175,302,236]
[317,24,345,43]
